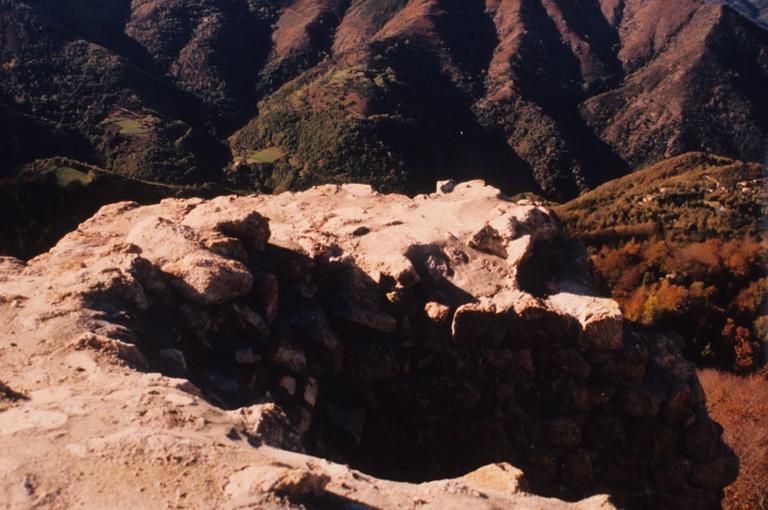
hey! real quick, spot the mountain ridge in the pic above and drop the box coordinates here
[1,0,766,199]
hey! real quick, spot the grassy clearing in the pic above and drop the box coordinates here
[55,167,94,188]
[114,118,151,136]
[102,113,152,136]
[246,147,284,164]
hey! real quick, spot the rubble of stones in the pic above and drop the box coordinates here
[29,181,738,509]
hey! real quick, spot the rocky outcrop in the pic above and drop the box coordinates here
[0,182,736,509]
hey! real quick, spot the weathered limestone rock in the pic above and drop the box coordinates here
[452,299,508,346]
[162,251,252,305]
[126,216,253,305]
[469,223,509,258]
[69,332,147,369]
[424,301,452,324]
[0,181,735,510]
[548,288,624,350]
[197,230,248,262]
[228,402,303,451]
[225,464,331,500]
[182,196,270,248]
[461,462,527,494]
[372,254,420,288]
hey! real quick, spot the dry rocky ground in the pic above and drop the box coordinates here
[0,181,737,509]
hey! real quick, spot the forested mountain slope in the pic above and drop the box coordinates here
[1,0,766,199]
[557,153,768,372]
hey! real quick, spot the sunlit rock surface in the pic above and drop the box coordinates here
[0,182,735,509]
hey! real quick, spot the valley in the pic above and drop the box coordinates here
[1,0,766,199]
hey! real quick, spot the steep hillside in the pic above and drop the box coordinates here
[557,153,766,241]
[0,0,766,199]
[713,0,768,26]
[556,153,768,372]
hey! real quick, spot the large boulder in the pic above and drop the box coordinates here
[126,216,253,305]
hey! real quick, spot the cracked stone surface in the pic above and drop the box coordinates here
[0,181,736,509]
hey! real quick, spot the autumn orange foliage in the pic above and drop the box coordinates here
[591,237,767,371]
[700,369,768,510]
